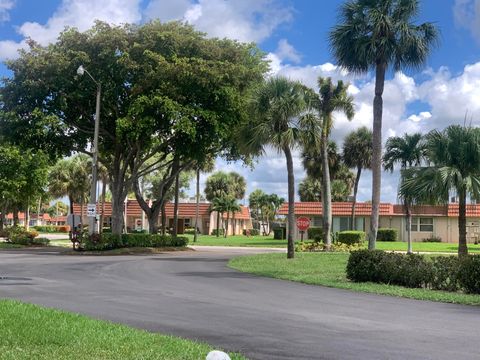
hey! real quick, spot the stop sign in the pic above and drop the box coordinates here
[296,217,310,232]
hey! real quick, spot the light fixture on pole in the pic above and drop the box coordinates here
[77,65,101,235]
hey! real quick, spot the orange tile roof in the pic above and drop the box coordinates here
[278,202,480,218]
[73,201,251,220]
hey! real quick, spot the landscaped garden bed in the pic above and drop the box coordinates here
[229,252,480,306]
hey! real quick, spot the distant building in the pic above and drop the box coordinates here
[278,202,480,243]
[72,200,252,235]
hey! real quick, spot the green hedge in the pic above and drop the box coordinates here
[211,229,224,236]
[422,236,442,243]
[337,231,365,245]
[307,227,323,242]
[3,226,48,246]
[273,228,285,240]
[377,228,398,242]
[81,233,189,251]
[347,250,480,294]
[243,229,260,236]
[33,225,70,233]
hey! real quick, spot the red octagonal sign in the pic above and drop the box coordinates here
[296,217,311,232]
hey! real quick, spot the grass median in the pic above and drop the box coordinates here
[0,300,246,360]
[229,252,480,306]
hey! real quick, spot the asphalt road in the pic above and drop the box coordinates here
[0,247,479,360]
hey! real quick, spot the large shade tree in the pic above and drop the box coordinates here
[400,126,480,257]
[330,0,439,249]
[241,76,319,258]
[1,21,267,235]
[342,126,373,230]
[304,77,354,247]
[384,132,425,253]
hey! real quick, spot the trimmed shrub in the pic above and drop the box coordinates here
[430,256,461,292]
[458,255,480,294]
[211,229,224,236]
[31,237,50,246]
[33,225,70,233]
[296,241,361,253]
[307,227,323,242]
[337,231,365,245]
[346,250,431,288]
[273,228,286,240]
[377,228,398,242]
[81,233,188,251]
[422,236,442,243]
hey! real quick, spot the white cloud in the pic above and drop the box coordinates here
[453,0,480,42]
[144,0,293,43]
[0,0,14,23]
[408,112,432,122]
[275,39,301,64]
[0,0,141,61]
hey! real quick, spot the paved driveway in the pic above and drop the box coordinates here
[0,247,479,360]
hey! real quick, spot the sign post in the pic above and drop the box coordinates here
[296,217,311,242]
[87,204,97,217]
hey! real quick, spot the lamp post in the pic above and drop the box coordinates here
[77,65,101,235]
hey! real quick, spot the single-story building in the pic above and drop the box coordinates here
[72,200,252,235]
[2,213,68,227]
[278,202,480,243]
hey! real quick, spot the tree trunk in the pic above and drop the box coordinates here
[284,145,295,259]
[194,168,200,242]
[80,201,84,229]
[216,211,220,237]
[225,211,230,238]
[25,200,30,230]
[406,203,412,254]
[99,179,107,234]
[172,173,180,237]
[69,196,75,240]
[232,211,236,236]
[37,198,41,226]
[0,205,6,231]
[321,131,332,249]
[111,192,125,235]
[161,202,166,235]
[13,207,19,226]
[350,167,362,230]
[369,62,386,250]
[458,188,468,257]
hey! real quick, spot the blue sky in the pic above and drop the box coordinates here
[1,0,480,203]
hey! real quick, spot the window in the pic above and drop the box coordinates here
[339,217,350,232]
[184,218,191,227]
[419,217,433,232]
[408,217,433,232]
[313,217,322,227]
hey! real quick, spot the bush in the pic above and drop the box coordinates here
[422,236,442,243]
[273,228,285,240]
[296,241,361,253]
[307,227,323,242]
[211,229,224,236]
[81,233,188,251]
[3,226,45,246]
[430,256,461,292]
[377,228,398,242]
[458,255,480,294]
[346,250,431,288]
[337,231,365,245]
[31,237,50,246]
[33,225,70,233]
[243,229,260,236]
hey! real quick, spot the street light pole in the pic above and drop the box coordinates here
[77,65,101,235]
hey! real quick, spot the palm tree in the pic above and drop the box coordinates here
[228,172,246,236]
[343,127,373,230]
[222,196,241,238]
[309,77,354,248]
[384,133,425,253]
[193,157,215,242]
[242,76,318,258]
[205,172,231,237]
[400,126,480,257]
[330,0,439,249]
[48,155,90,235]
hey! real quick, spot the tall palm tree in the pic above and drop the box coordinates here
[48,155,90,235]
[242,76,318,259]
[193,157,215,242]
[342,127,373,230]
[309,77,354,248]
[400,126,480,257]
[384,133,425,253]
[205,172,231,237]
[228,172,246,236]
[330,0,439,249]
[222,196,241,238]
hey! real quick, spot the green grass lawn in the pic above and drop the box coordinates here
[376,241,480,253]
[186,234,287,247]
[0,242,23,249]
[229,252,480,306]
[0,300,245,360]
